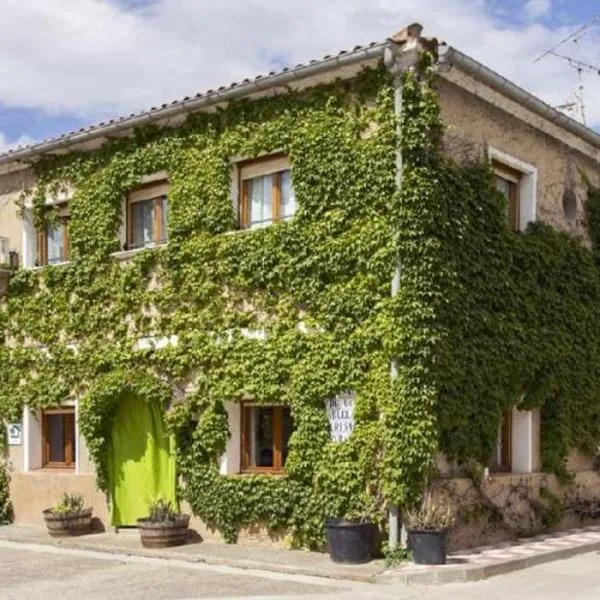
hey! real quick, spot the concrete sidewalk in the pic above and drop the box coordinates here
[383,526,600,585]
[1,523,599,585]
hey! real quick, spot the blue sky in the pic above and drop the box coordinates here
[0,0,599,152]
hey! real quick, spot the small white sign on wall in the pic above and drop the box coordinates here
[326,392,355,442]
[7,423,22,446]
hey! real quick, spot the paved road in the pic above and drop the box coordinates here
[0,540,599,599]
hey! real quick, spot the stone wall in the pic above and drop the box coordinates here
[437,73,600,239]
[0,168,32,264]
[8,470,283,546]
[9,472,109,530]
[433,470,600,552]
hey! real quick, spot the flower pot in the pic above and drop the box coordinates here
[407,528,447,565]
[326,519,376,564]
[137,514,190,548]
[43,508,93,537]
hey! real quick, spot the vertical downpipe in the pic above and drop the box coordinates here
[388,68,403,551]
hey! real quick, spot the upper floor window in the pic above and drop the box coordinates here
[493,161,521,232]
[126,180,169,250]
[239,155,296,229]
[240,403,294,473]
[37,204,70,266]
[489,149,537,233]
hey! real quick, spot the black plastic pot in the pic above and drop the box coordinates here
[407,528,447,565]
[326,519,376,564]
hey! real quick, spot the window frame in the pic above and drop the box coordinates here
[41,407,76,469]
[490,409,512,473]
[36,205,70,267]
[493,161,522,233]
[240,402,292,474]
[238,154,293,229]
[126,180,169,250]
[488,148,537,232]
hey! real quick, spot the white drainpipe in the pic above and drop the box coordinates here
[383,25,426,550]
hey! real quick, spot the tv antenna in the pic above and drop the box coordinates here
[534,15,600,125]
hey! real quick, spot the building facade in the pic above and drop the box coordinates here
[1,24,600,548]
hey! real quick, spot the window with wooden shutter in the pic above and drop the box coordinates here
[36,205,70,266]
[493,161,521,232]
[240,403,294,473]
[126,180,169,249]
[238,155,295,229]
[42,408,76,469]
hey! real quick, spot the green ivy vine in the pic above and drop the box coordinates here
[1,55,600,547]
[0,431,13,525]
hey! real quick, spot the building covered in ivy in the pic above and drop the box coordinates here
[1,23,600,549]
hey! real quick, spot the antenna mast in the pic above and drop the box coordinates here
[534,16,600,125]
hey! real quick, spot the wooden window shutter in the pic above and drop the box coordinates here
[272,173,282,222]
[63,219,70,262]
[240,180,250,229]
[240,404,251,471]
[65,412,75,467]
[153,197,162,242]
[272,407,283,469]
[37,228,48,266]
[42,413,50,466]
[509,182,520,232]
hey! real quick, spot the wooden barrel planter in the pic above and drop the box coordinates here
[43,508,93,537]
[137,514,190,548]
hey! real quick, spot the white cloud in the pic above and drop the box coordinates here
[524,0,552,20]
[0,132,36,153]
[0,0,598,129]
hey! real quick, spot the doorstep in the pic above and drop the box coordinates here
[1,524,600,585]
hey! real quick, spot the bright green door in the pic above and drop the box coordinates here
[107,393,177,527]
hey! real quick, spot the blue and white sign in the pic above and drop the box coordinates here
[326,392,355,442]
[7,423,22,446]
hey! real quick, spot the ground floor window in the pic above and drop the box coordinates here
[490,409,512,472]
[240,404,293,473]
[42,408,76,469]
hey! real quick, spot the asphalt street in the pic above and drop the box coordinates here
[0,540,599,599]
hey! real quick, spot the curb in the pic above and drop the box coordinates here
[2,528,600,586]
[379,539,600,585]
[0,533,381,584]
[60,539,382,583]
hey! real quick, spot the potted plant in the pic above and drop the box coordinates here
[43,493,92,537]
[137,498,190,548]
[326,516,378,564]
[406,495,455,565]
[326,492,381,565]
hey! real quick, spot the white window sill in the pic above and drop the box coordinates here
[111,242,168,261]
[22,261,71,271]
[224,218,295,236]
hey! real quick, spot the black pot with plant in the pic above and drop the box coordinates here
[137,498,190,548]
[406,496,455,565]
[43,493,92,537]
[326,518,378,564]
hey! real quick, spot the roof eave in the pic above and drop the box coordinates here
[441,45,600,152]
[0,42,388,168]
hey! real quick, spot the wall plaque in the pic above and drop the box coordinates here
[326,392,355,442]
[7,423,22,446]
